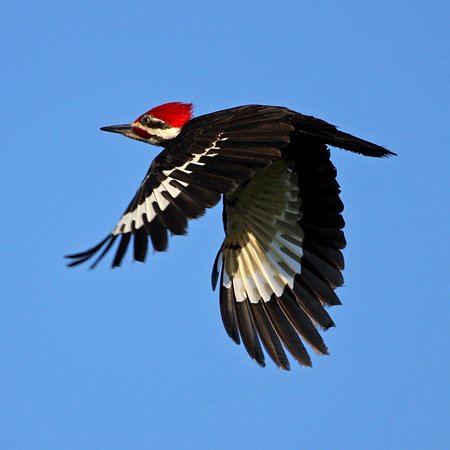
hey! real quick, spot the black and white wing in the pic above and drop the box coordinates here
[212,139,344,369]
[210,112,393,370]
[65,105,297,268]
[66,104,393,370]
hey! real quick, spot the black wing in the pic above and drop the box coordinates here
[65,105,297,268]
[66,104,393,370]
[211,112,394,370]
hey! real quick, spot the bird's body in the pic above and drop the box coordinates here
[67,103,394,370]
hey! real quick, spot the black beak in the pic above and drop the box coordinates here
[100,124,134,134]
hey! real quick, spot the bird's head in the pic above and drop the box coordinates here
[101,102,194,146]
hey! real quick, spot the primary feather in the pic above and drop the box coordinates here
[66,104,394,369]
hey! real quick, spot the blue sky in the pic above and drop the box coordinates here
[2,1,449,448]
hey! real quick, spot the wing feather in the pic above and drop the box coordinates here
[248,301,290,370]
[66,104,394,369]
[214,146,345,368]
[219,281,240,344]
[263,298,312,367]
[235,299,265,367]
[66,106,296,267]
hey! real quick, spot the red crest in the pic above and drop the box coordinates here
[137,102,194,128]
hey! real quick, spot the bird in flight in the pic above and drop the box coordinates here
[66,102,394,370]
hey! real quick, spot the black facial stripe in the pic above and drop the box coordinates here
[149,120,173,130]
[141,116,173,129]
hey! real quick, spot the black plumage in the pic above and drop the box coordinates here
[66,104,394,369]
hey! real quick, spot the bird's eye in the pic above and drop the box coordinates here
[141,114,153,125]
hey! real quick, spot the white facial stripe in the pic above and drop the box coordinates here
[134,123,182,141]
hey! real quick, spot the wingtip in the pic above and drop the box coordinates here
[253,357,266,368]
[379,147,397,158]
[64,234,116,269]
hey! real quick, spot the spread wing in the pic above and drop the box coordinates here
[66,104,393,370]
[65,105,296,268]
[212,139,345,370]
[210,117,393,369]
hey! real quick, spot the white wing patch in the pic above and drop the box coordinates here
[112,141,221,236]
[112,186,163,235]
[219,157,303,303]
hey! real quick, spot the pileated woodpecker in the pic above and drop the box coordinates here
[66,102,394,370]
